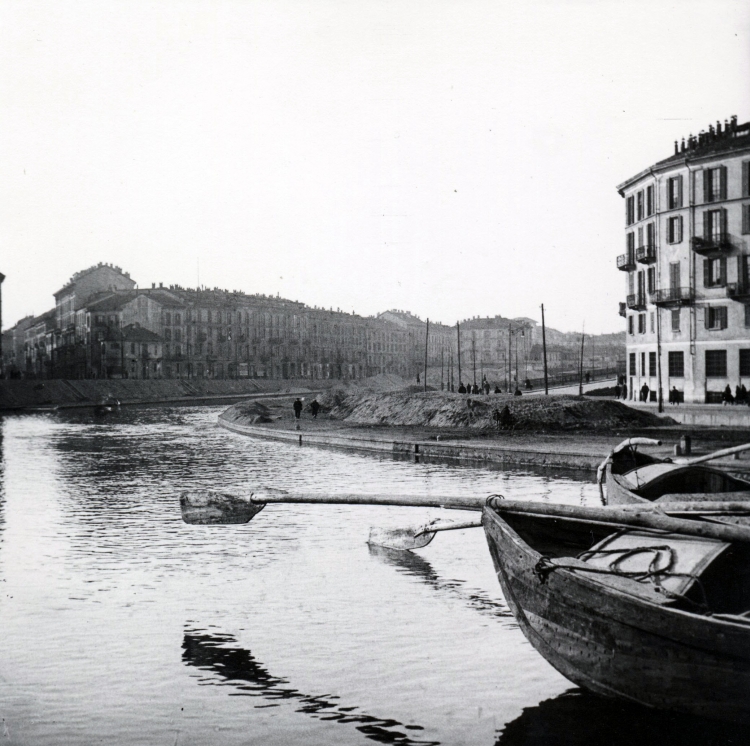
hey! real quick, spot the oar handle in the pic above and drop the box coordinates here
[487,497,750,544]
[676,442,750,467]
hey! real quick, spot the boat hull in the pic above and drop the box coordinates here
[482,506,750,723]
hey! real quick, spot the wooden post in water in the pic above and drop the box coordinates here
[424,318,429,392]
[541,303,549,395]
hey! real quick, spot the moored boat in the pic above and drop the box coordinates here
[600,438,750,505]
[482,496,750,723]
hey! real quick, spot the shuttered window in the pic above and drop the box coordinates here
[704,306,728,330]
[626,196,635,225]
[667,216,683,243]
[629,352,636,376]
[703,257,727,287]
[742,205,750,235]
[646,185,654,215]
[671,309,680,331]
[649,352,657,377]
[704,166,728,203]
[743,161,750,198]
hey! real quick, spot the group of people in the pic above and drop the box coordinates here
[722,384,749,406]
[293,397,320,421]
[457,379,522,396]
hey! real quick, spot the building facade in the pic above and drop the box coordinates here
[617,115,750,404]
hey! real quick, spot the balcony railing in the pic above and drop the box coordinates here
[618,302,627,318]
[626,294,647,310]
[635,245,657,264]
[691,233,733,255]
[652,287,695,306]
[726,281,750,303]
[617,251,636,271]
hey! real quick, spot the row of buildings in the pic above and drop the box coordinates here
[617,115,750,403]
[1,264,620,384]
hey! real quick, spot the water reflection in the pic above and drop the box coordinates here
[495,689,745,746]
[183,628,440,745]
[368,544,513,621]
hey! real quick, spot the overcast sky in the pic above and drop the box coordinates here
[1,0,748,334]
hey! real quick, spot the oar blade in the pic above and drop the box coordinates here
[368,525,437,551]
[181,491,266,525]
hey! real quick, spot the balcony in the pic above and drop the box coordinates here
[635,245,656,264]
[726,281,750,303]
[691,233,733,256]
[617,251,636,271]
[618,302,627,318]
[626,294,647,310]
[652,287,695,307]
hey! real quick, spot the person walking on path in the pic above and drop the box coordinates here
[310,399,320,419]
[293,398,303,419]
[640,383,649,402]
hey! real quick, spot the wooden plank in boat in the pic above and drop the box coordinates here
[582,530,729,598]
[656,490,750,503]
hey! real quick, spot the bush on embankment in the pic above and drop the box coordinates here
[322,390,673,431]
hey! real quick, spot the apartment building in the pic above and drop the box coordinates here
[617,115,750,404]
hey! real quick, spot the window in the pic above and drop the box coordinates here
[669,262,681,291]
[704,208,727,241]
[174,313,181,325]
[649,352,657,377]
[668,351,684,378]
[637,191,644,221]
[704,166,727,203]
[746,305,750,328]
[741,350,750,377]
[705,350,727,377]
[744,161,750,198]
[705,306,728,330]
[637,226,643,247]
[638,313,646,334]
[626,196,635,225]
[667,216,683,243]
[626,232,635,256]
[671,309,681,331]
[668,175,683,209]
[649,311,655,333]
[646,222,655,247]
[641,352,646,375]
[646,185,654,215]
[164,328,172,341]
[628,315,634,335]
[743,205,750,235]
[647,267,655,294]
[165,312,171,325]
[704,257,727,288]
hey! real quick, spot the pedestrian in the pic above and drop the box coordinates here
[310,399,320,419]
[514,386,522,396]
[472,383,479,394]
[614,383,621,399]
[735,385,743,405]
[741,383,748,405]
[484,380,490,395]
[293,398,303,419]
[494,384,501,394]
[458,382,467,394]
[722,385,734,406]
[640,383,649,402]
[622,383,628,400]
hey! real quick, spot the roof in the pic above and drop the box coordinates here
[617,118,750,193]
[53,262,133,298]
[87,292,136,313]
[118,324,161,343]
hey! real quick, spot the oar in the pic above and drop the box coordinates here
[487,497,750,544]
[180,488,487,525]
[368,518,484,551]
[673,442,750,467]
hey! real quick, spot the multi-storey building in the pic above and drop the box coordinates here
[617,115,750,404]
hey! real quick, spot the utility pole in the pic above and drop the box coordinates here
[0,272,5,378]
[541,303,549,395]
[471,332,477,386]
[578,322,586,395]
[507,322,512,392]
[423,318,429,392]
[440,343,444,391]
[656,307,664,412]
[456,321,462,387]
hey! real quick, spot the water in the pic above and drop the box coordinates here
[0,406,742,745]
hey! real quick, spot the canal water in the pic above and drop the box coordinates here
[0,406,742,745]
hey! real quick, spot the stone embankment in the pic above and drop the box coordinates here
[0,378,317,412]
[219,390,689,472]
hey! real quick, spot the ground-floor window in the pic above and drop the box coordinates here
[629,352,636,377]
[668,351,684,378]
[648,352,656,377]
[671,309,680,332]
[705,350,727,377]
[740,349,750,377]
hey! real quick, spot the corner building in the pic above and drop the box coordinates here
[617,116,750,404]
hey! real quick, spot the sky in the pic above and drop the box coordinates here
[1,0,749,334]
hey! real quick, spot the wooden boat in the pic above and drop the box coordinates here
[600,438,750,506]
[482,496,750,723]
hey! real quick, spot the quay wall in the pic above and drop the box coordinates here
[0,378,318,411]
[218,416,605,472]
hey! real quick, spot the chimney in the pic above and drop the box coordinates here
[152,282,155,288]
[674,140,678,155]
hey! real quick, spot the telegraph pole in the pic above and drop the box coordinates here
[541,304,548,395]
[456,321,462,387]
[423,319,429,392]
[578,322,586,396]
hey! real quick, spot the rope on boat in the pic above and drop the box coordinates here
[532,542,710,613]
